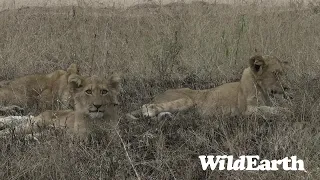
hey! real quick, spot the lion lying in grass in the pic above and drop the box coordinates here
[0,74,121,142]
[0,64,80,115]
[127,55,292,119]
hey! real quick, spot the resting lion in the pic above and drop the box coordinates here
[1,74,121,142]
[127,55,292,119]
[0,64,80,115]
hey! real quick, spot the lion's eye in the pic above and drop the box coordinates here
[85,89,92,94]
[101,89,108,95]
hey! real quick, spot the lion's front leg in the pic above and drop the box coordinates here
[141,104,160,118]
[141,98,195,119]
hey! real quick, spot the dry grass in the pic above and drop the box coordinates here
[0,2,320,179]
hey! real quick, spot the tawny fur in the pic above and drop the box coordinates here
[11,75,121,142]
[127,55,292,119]
[0,64,80,114]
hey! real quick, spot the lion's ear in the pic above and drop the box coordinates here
[249,55,265,75]
[67,63,79,74]
[68,74,83,89]
[108,74,121,91]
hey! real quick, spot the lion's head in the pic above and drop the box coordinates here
[69,75,121,119]
[49,63,80,110]
[249,55,290,98]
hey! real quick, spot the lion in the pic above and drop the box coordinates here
[0,64,80,115]
[127,55,292,120]
[1,74,121,142]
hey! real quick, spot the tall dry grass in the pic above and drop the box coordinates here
[0,1,320,179]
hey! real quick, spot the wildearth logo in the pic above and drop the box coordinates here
[199,155,306,171]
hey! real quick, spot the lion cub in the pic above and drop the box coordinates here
[0,64,80,115]
[127,55,292,119]
[11,74,122,142]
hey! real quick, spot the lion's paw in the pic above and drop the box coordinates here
[158,112,173,121]
[142,104,157,118]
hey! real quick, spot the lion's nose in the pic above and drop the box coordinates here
[93,104,102,109]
